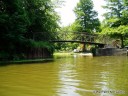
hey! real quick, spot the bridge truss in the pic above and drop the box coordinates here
[32,31,111,47]
[50,32,107,46]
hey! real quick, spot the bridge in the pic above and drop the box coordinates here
[50,32,106,48]
[32,31,108,49]
[31,31,125,55]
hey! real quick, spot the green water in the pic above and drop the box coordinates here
[0,55,128,96]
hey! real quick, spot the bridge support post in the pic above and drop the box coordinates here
[81,43,86,52]
[98,44,105,48]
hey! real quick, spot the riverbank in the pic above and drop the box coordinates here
[0,58,53,65]
[0,52,80,65]
[54,52,93,57]
[54,52,74,56]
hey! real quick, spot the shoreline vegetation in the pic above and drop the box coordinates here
[1,0,128,63]
[0,0,58,61]
[0,58,54,65]
[0,52,92,65]
[0,52,74,65]
[0,48,127,65]
[0,52,75,65]
[54,52,93,57]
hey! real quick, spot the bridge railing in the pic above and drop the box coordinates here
[94,34,113,44]
[51,32,99,43]
[51,32,105,43]
[31,31,109,45]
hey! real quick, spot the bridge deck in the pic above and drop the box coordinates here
[51,40,105,46]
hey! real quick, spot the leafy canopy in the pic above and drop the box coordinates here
[101,0,128,47]
[74,0,100,32]
[0,0,60,60]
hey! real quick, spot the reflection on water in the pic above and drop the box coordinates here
[0,55,128,96]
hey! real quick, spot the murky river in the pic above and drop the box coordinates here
[0,55,128,96]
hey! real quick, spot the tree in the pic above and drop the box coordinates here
[25,0,60,41]
[101,25,128,47]
[0,0,30,59]
[74,0,100,33]
[69,20,83,32]
[101,0,128,48]
[102,0,127,27]
[0,0,60,60]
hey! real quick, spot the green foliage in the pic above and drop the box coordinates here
[102,0,128,27]
[54,42,79,52]
[74,0,100,32]
[103,0,124,18]
[101,0,128,47]
[0,0,60,60]
[26,39,54,52]
[69,20,83,32]
[25,0,60,40]
[101,25,128,36]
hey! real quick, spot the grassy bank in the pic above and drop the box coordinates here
[53,52,81,56]
[54,52,72,56]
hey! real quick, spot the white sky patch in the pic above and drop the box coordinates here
[93,0,106,21]
[55,0,106,26]
[55,0,79,26]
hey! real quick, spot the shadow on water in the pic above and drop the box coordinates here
[0,58,54,66]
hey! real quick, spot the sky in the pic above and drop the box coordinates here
[55,0,106,26]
